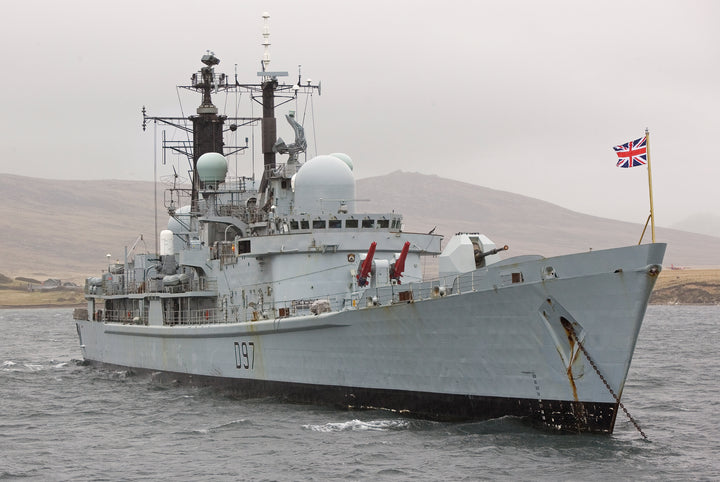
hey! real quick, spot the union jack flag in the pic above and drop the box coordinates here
[613,136,647,168]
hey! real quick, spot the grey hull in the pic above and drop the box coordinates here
[76,243,664,433]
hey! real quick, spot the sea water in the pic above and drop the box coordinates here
[1,306,718,481]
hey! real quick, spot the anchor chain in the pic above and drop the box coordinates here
[566,324,648,440]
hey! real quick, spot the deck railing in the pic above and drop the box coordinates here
[87,268,526,325]
[86,277,217,296]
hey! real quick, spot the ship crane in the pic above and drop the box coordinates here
[126,234,148,263]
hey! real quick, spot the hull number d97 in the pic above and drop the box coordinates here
[234,341,255,369]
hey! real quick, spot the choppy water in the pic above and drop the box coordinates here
[1,306,719,480]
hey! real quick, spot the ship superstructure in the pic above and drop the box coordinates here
[74,16,665,434]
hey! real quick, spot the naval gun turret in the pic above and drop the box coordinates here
[438,233,509,277]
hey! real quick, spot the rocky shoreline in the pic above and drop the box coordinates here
[648,268,720,305]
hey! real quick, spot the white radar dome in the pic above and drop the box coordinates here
[167,205,191,233]
[294,155,355,214]
[330,152,353,171]
[196,152,228,183]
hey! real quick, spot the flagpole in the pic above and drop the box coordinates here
[645,127,656,243]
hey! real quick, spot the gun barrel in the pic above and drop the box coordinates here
[477,244,509,259]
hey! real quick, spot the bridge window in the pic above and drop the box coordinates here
[362,219,375,228]
[345,219,358,228]
[313,220,326,229]
[300,220,310,230]
[290,220,299,230]
[329,219,342,228]
[378,219,389,228]
[237,239,251,254]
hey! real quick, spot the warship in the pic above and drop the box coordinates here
[73,16,666,434]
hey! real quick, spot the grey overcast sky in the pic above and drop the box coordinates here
[1,0,718,229]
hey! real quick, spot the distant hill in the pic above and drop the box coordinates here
[670,212,720,238]
[1,172,718,281]
[358,171,720,268]
[0,174,164,280]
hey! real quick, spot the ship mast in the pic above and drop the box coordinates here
[253,12,321,194]
[191,51,226,205]
[258,12,286,192]
[142,53,254,211]
[142,12,321,212]
[261,12,277,174]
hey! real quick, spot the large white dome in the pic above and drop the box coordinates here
[294,155,355,214]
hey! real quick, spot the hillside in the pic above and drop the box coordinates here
[0,174,164,280]
[358,171,720,267]
[1,172,719,283]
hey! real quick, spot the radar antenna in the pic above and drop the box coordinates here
[273,112,307,164]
